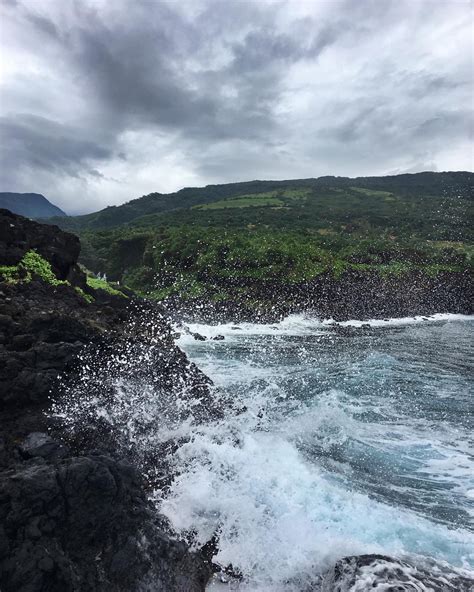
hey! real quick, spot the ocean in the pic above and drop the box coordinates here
[159,314,474,590]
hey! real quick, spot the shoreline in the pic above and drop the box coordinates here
[158,267,473,325]
[174,312,474,341]
[159,273,474,324]
[1,210,472,591]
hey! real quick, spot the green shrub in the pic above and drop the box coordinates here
[0,250,67,286]
[0,264,19,283]
[22,251,67,286]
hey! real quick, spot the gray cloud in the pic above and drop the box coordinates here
[0,0,472,213]
[0,114,112,174]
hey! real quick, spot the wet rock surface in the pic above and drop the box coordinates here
[322,554,474,592]
[0,212,212,591]
[164,269,473,323]
[0,456,210,592]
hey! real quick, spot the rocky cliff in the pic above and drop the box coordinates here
[0,210,213,591]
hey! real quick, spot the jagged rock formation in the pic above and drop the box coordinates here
[0,210,212,591]
[0,456,210,592]
[0,208,81,283]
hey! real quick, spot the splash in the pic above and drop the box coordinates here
[166,314,474,589]
[54,312,474,590]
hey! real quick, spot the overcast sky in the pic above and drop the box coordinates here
[0,0,472,214]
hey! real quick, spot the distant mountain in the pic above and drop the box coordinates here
[0,192,67,219]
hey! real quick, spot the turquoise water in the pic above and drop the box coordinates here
[160,314,474,590]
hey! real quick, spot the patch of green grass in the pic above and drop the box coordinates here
[278,188,311,200]
[86,276,128,298]
[75,286,94,303]
[351,187,394,198]
[0,251,131,304]
[424,264,465,277]
[0,264,20,283]
[331,259,349,279]
[195,195,284,210]
[372,262,413,276]
[22,251,67,286]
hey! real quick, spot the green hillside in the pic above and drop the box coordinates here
[49,172,473,305]
[50,171,472,231]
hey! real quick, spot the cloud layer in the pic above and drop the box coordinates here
[0,0,472,213]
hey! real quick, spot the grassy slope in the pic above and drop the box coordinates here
[48,172,473,303]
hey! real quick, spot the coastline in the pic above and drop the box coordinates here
[162,268,473,324]
[1,210,472,591]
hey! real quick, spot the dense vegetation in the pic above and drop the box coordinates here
[49,172,473,303]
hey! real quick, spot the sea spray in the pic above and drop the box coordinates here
[53,313,474,590]
[169,314,474,589]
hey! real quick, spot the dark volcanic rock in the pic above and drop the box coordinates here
[165,268,474,323]
[323,554,473,592]
[19,432,69,460]
[0,211,212,591]
[0,279,127,411]
[0,208,83,283]
[0,456,209,592]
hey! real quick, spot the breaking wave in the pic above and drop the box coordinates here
[55,313,474,590]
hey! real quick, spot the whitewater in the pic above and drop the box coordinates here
[157,313,474,590]
[56,312,474,590]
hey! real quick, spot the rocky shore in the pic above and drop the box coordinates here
[1,210,472,591]
[0,209,213,591]
[161,267,473,324]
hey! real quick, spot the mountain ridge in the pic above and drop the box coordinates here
[0,192,67,219]
[48,171,472,231]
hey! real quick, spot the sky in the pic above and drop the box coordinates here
[0,0,472,214]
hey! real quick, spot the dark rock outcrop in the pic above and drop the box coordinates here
[322,554,473,592]
[0,208,83,283]
[0,456,209,592]
[0,211,213,591]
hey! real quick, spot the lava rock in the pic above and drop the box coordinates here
[19,432,69,461]
[192,332,207,341]
[322,554,474,592]
[0,455,211,592]
[0,208,83,283]
[0,212,214,591]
